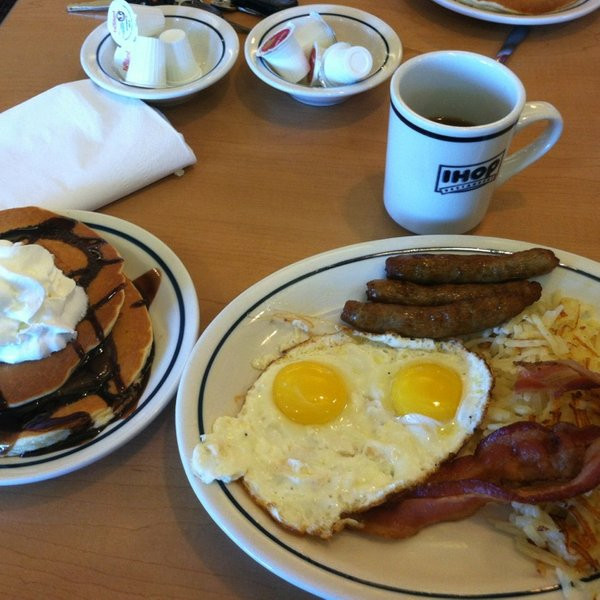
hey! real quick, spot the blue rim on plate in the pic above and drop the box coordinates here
[80,5,239,103]
[255,12,392,82]
[430,0,599,25]
[244,4,403,105]
[96,16,226,88]
[0,210,200,485]
[176,235,600,600]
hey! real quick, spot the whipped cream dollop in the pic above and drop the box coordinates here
[0,240,88,364]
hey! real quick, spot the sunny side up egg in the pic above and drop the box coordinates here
[192,330,492,539]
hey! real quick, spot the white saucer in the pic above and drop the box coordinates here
[245,4,402,106]
[80,4,239,104]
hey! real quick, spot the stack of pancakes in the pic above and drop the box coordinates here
[0,207,155,456]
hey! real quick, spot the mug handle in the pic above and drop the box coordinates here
[497,101,563,186]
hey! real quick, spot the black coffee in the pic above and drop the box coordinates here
[427,115,477,127]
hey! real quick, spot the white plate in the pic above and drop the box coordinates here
[245,4,402,106]
[80,5,239,104]
[0,210,199,485]
[431,0,599,24]
[176,235,600,599]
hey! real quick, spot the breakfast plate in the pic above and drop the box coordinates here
[176,235,600,599]
[0,210,199,485]
[80,4,239,104]
[430,0,599,24]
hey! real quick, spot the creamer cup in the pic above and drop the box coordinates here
[159,28,202,85]
[125,35,167,88]
[293,11,336,55]
[113,45,131,77]
[257,23,310,83]
[107,0,165,47]
[307,42,324,87]
[322,42,373,86]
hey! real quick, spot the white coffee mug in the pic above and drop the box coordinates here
[383,50,563,234]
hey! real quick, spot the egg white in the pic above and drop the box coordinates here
[192,330,492,538]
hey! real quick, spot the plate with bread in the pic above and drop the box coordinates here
[0,208,199,484]
[177,235,600,599]
[431,0,599,24]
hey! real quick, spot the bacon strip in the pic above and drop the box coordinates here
[515,360,600,396]
[357,422,600,539]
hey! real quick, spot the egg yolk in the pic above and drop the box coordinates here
[391,362,462,421]
[273,360,348,425]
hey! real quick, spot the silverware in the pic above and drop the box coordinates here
[67,0,252,33]
[67,0,112,10]
[179,1,251,33]
[495,25,531,64]
[225,0,296,15]
[67,0,294,17]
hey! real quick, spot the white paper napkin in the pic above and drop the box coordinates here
[0,80,196,211]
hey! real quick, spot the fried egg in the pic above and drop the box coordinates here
[192,330,492,538]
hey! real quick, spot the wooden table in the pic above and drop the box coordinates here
[0,1,599,598]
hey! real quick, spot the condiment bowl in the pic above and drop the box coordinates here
[80,4,239,105]
[244,4,402,106]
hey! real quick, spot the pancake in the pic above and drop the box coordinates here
[106,276,154,396]
[0,206,126,408]
[0,276,155,456]
[457,0,578,14]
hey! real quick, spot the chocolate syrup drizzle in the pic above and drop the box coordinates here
[0,217,160,456]
[0,217,123,286]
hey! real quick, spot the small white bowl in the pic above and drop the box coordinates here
[80,4,239,105]
[245,4,402,106]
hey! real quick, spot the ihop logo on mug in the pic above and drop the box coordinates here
[435,151,505,195]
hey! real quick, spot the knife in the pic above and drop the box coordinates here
[220,0,296,15]
[67,0,295,17]
[495,25,531,64]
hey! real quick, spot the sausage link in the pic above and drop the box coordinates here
[385,248,558,284]
[341,282,542,338]
[366,279,541,306]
